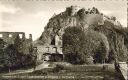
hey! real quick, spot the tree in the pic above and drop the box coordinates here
[1,35,35,71]
[0,39,7,67]
[63,27,85,64]
[63,27,109,64]
[14,35,23,53]
[89,21,128,62]
[3,44,19,72]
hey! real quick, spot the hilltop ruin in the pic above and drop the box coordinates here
[35,6,127,63]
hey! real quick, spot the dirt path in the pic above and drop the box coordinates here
[2,61,53,76]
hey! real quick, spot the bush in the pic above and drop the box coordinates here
[52,64,64,73]
[32,70,47,75]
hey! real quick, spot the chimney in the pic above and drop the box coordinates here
[29,34,32,41]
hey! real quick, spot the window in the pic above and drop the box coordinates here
[51,37,55,45]
[19,34,23,38]
[46,47,50,52]
[0,34,3,37]
[9,34,12,37]
[58,41,62,46]
[53,47,57,53]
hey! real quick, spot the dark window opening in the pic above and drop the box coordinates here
[51,37,55,45]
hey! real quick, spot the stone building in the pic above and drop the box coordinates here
[0,32,25,44]
[35,34,63,62]
[0,32,33,54]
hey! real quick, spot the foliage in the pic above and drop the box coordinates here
[63,27,86,64]
[4,44,19,67]
[38,6,128,63]
[63,27,84,54]
[14,35,24,53]
[0,36,36,71]
[0,39,7,67]
[89,21,128,62]
[52,64,64,73]
[63,27,109,64]
[77,8,85,20]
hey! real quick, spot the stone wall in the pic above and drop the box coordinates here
[117,62,128,80]
[36,44,62,61]
[0,32,25,44]
[0,32,33,54]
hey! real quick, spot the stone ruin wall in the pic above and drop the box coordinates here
[0,32,25,44]
[0,32,33,54]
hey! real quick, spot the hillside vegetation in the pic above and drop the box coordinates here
[37,6,128,64]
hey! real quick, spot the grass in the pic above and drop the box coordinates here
[1,64,123,80]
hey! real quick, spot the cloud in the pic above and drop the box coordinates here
[33,11,52,25]
[0,3,21,14]
[119,19,127,27]
[100,10,113,15]
[100,10,127,27]
[0,1,127,41]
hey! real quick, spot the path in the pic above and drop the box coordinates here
[3,61,51,76]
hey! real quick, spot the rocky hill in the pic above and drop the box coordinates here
[36,6,128,62]
[38,6,122,44]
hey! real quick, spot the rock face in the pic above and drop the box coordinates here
[38,6,103,45]
[36,6,128,62]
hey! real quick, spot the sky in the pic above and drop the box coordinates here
[0,0,127,40]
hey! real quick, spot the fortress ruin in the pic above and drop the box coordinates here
[0,32,33,54]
